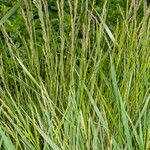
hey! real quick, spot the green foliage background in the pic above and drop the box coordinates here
[0,0,125,31]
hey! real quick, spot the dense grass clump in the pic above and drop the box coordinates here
[0,0,150,149]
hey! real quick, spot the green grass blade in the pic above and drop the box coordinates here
[84,85,107,128]
[0,127,15,150]
[15,56,41,89]
[110,54,133,149]
[36,126,61,150]
[135,94,150,128]
[0,0,24,26]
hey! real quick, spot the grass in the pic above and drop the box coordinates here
[0,0,150,149]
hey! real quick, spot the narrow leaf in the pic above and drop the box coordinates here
[0,127,15,150]
[0,0,24,26]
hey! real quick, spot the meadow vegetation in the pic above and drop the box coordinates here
[0,0,150,149]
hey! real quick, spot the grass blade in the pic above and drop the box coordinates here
[36,126,61,150]
[0,127,15,150]
[0,0,24,26]
[84,85,107,129]
[110,54,133,149]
